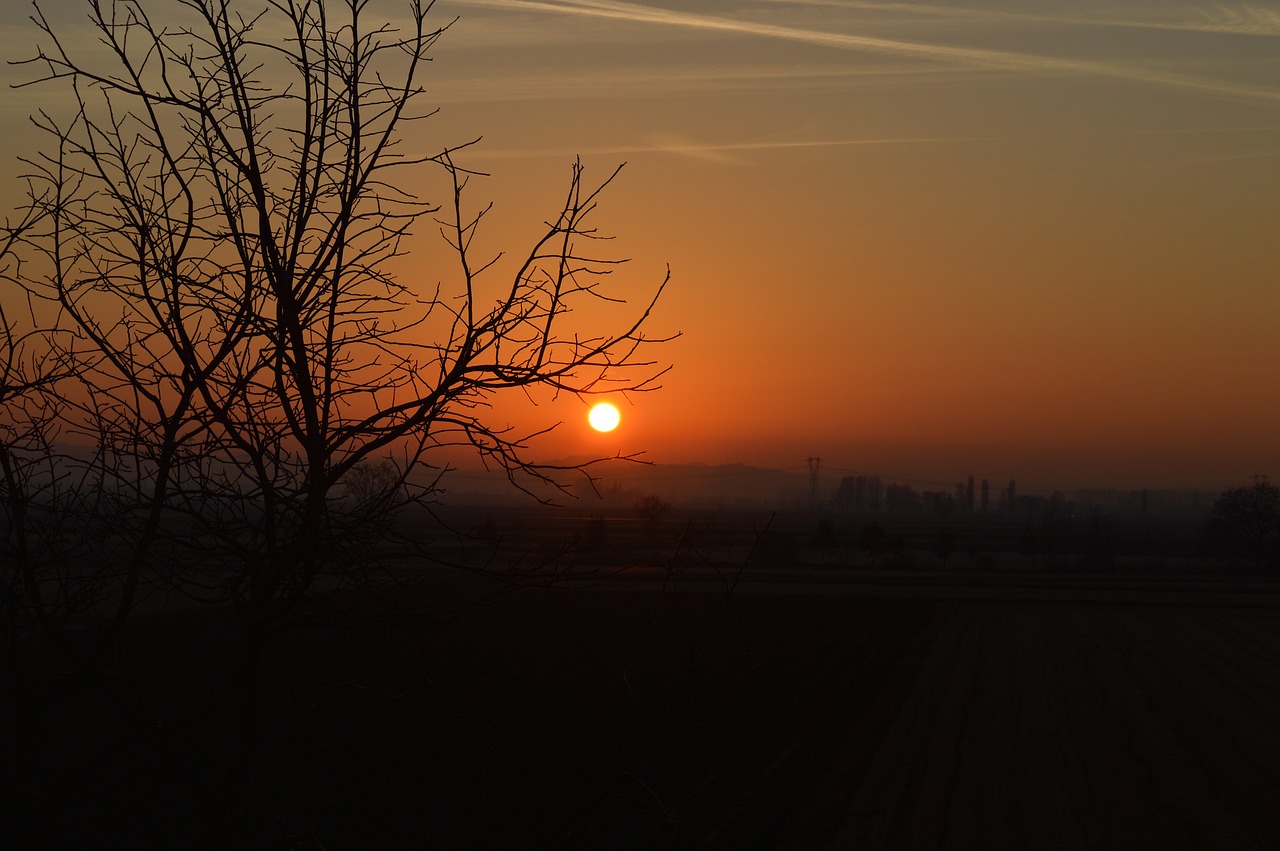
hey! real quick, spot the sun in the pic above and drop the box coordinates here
[588,402,621,433]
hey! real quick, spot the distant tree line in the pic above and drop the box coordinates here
[827,470,1278,573]
[833,474,1014,516]
[831,474,1216,520]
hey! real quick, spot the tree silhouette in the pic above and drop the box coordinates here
[635,493,672,544]
[999,479,1017,512]
[834,474,882,511]
[0,205,80,685]
[1209,477,1280,571]
[5,0,671,774]
[884,483,919,513]
[861,521,887,566]
[932,529,956,566]
[810,515,834,556]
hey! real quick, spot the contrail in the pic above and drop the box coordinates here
[465,0,1280,105]
[468,124,1280,162]
[760,0,1280,38]
[429,63,971,103]
[469,134,1015,161]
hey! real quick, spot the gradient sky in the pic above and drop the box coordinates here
[3,0,1279,491]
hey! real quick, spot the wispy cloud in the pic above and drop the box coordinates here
[464,0,1280,105]
[430,62,976,102]
[1189,5,1280,36]
[468,124,1280,163]
[761,1,1280,38]
[469,133,1010,162]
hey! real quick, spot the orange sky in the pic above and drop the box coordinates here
[3,0,1279,491]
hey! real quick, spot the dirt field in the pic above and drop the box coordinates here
[7,569,1280,849]
[791,589,1280,849]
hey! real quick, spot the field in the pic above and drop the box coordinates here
[794,583,1280,849]
[6,506,1280,848]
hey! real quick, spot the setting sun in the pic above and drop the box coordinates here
[588,402,621,433]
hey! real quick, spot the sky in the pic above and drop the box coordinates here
[2,0,1279,492]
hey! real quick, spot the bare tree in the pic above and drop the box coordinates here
[635,493,672,545]
[1209,476,1280,571]
[0,205,68,688]
[8,0,671,772]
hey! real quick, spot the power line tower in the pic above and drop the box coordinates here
[806,456,823,510]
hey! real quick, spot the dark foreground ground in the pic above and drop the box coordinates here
[6,568,1280,849]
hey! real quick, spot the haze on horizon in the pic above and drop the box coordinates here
[2,0,1277,491]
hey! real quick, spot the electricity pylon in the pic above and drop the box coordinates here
[806,456,822,510]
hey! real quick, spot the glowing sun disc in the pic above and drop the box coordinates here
[588,402,621,432]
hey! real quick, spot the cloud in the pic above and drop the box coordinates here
[760,1,1280,38]
[463,0,1280,105]
[1180,4,1280,36]
[429,61,978,103]
[463,132,999,161]
[643,132,748,164]
[465,123,1280,162]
